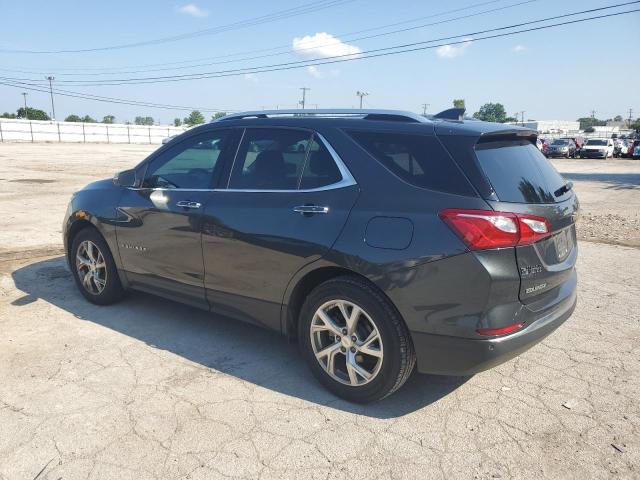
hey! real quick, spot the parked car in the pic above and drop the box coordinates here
[614,139,629,158]
[63,109,578,402]
[581,138,615,158]
[563,136,584,157]
[546,138,577,158]
[630,139,640,159]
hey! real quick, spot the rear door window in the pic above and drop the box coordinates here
[300,137,342,190]
[228,128,312,190]
[475,140,571,203]
[346,130,474,195]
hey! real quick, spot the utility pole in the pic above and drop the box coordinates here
[45,76,56,120]
[628,108,634,129]
[590,109,596,119]
[356,91,369,109]
[421,103,430,115]
[21,92,28,120]
[520,111,525,126]
[299,87,310,109]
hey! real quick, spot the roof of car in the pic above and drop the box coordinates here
[209,108,536,138]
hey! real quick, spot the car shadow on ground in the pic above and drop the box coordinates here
[10,256,469,418]
[561,171,640,190]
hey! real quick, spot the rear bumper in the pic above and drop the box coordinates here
[412,288,577,375]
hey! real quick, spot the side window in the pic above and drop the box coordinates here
[300,136,342,189]
[228,128,312,190]
[142,131,230,189]
[347,130,472,195]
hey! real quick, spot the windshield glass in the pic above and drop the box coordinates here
[587,139,607,146]
[551,140,569,145]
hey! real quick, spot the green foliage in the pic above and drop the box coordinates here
[81,115,97,123]
[613,115,623,122]
[65,114,82,122]
[452,99,465,109]
[211,112,226,121]
[584,126,595,133]
[17,107,50,121]
[184,110,205,126]
[102,115,115,124]
[134,116,155,126]
[631,118,640,131]
[577,117,605,130]
[1,112,17,119]
[473,103,507,123]
[504,116,518,123]
[173,118,182,127]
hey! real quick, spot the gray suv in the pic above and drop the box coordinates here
[63,109,578,402]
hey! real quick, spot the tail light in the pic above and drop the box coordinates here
[477,322,524,336]
[439,209,550,250]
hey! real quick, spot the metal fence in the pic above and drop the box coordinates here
[0,119,188,144]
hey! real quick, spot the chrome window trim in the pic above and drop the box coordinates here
[128,131,356,194]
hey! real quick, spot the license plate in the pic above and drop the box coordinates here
[554,228,572,261]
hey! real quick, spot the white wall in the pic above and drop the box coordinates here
[0,118,188,144]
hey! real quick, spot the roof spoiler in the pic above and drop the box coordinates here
[433,108,466,121]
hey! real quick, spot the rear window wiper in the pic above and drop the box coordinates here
[554,181,573,198]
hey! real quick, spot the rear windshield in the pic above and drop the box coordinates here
[551,139,569,145]
[475,140,571,203]
[346,130,474,196]
[586,139,607,145]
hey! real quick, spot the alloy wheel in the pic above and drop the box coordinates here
[75,240,107,295]
[310,299,384,386]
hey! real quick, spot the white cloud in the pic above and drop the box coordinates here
[292,32,361,59]
[306,66,323,78]
[178,3,209,18]
[512,44,527,53]
[436,38,473,59]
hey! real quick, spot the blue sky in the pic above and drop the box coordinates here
[0,0,638,124]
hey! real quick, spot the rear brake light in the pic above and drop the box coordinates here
[477,322,524,336]
[439,209,550,250]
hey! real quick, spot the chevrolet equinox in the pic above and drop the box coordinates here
[63,108,578,402]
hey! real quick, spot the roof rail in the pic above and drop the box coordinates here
[216,109,430,123]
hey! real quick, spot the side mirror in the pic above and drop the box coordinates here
[113,169,139,188]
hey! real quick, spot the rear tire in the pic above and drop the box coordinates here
[298,276,415,403]
[70,227,124,305]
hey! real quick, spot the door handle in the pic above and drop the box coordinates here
[293,205,329,215]
[176,201,202,209]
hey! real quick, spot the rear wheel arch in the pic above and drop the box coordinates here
[284,265,409,339]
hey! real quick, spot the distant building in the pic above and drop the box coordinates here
[517,120,581,134]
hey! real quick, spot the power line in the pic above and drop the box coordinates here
[0,7,637,112]
[0,0,537,76]
[8,3,637,87]
[0,0,355,54]
[0,79,235,112]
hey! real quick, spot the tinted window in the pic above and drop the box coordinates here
[586,139,607,146]
[300,137,342,189]
[475,140,570,203]
[142,131,230,189]
[229,128,312,190]
[347,131,472,195]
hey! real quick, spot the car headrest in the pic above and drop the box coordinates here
[254,150,285,176]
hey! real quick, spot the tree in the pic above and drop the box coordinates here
[65,114,82,122]
[504,116,518,123]
[0,112,17,119]
[613,115,623,122]
[473,103,507,123]
[102,115,115,124]
[211,112,226,121]
[584,126,595,133]
[577,117,605,130]
[134,116,154,126]
[174,118,182,127]
[81,115,96,123]
[17,107,50,121]
[452,99,465,109]
[184,110,205,126]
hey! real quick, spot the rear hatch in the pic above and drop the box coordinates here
[473,134,579,305]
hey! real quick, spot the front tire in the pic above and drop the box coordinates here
[70,227,124,305]
[298,276,415,403]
